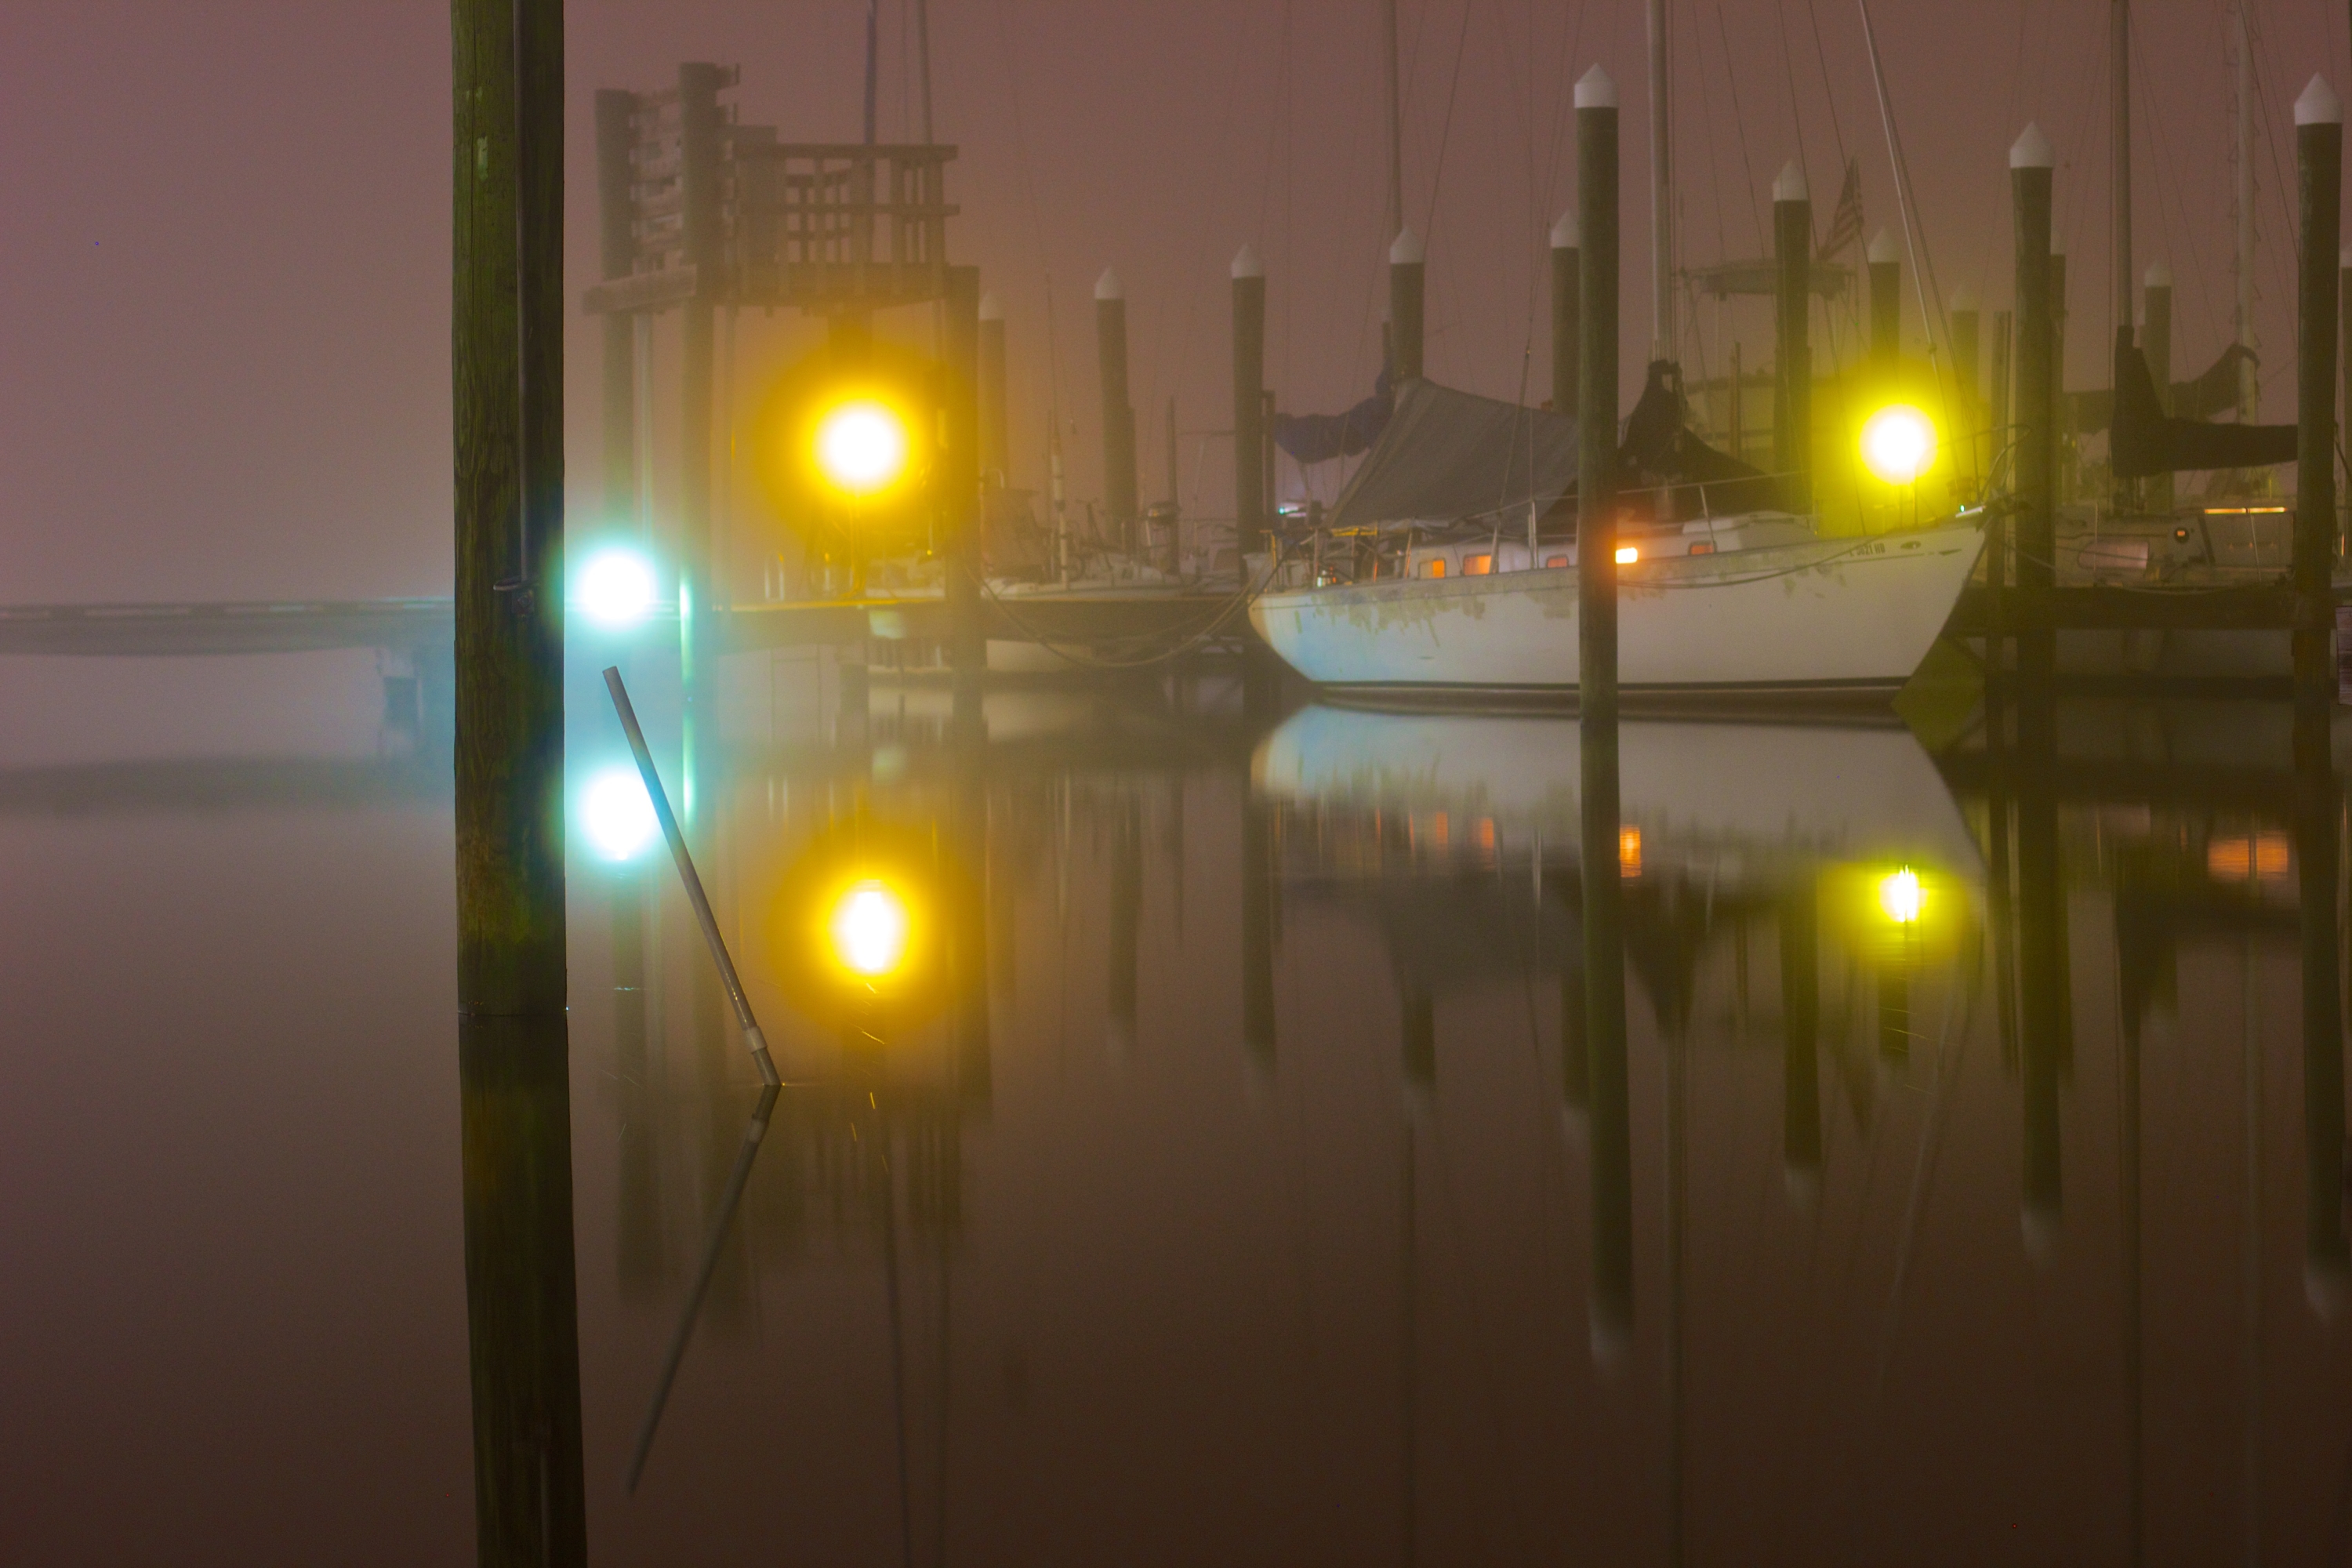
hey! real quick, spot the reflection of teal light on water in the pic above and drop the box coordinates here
[581,767,659,861]
[576,549,656,626]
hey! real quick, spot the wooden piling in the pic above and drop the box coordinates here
[1232,246,1267,560]
[1575,63,1632,1361]
[595,90,637,524]
[1988,308,2014,641]
[452,0,583,1556]
[1867,227,1901,379]
[1551,212,1581,416]
[944,267,984,683]
[1094,269,1139,549]
[2296,702,2349,1298]
[978,292,1009,485]
[1951,287,1980,488]
[1773,162,1812,511]
[2293,77,2343,701]
[2050,240,2071,503]
[2341,247,2352,550]
[2011,125,2058,685]
[1390,228,1426,383]
[677,64,726,668]
[2143,263,2174,516]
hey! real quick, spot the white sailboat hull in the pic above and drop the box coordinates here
[1250,521,1984,696]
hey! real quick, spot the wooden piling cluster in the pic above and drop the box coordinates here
[1772,163,1811,510]
[2292,78,2342,699]
[1094,269,1139,547]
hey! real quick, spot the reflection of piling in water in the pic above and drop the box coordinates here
[1241,790,1279,1070]
[1577,65,1632,1364]
[1402,985,1436,1094]
[459,1015,588,1562]
[1108,793,1142,1057]
[1559,887,1588,1120]
[614,871,665,1297]
[2294,706,2349,1306]
[2014,684,2067,1255]
[1780,877,1823,1201]
[952,706,993,1104]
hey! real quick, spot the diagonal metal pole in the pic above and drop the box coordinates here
[604,666,782,1087]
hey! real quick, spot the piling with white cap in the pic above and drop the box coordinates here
[1231,245,1267,562]
[978,292,1008,485]
[1773,159,1812,506]
[1573,58,1632,1373]
[2142,261,2175,514]
[2296,76,2343,691]
[1389,227,1426,382]
[1867,227,1902,377]
[1094,267,1138,543]
[1551,211,1581,416]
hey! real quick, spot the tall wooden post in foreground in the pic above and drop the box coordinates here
[452,0,586,1561]
[2292,76,2342,702]
[1574,62,1632,1368]
[1772,162,1812,511]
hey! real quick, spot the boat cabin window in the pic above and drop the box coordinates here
[1545,554,1570,568]
[1462,554,1493,575]
[1418,557,1446,579]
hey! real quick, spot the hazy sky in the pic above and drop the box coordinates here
[1,0,2343,601]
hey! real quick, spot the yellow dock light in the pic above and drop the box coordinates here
[1860,404,1936,485]
[813,397,912,498]
[1614,544,1640,565]
[1877,867,1925,925]
[576,547,657,626]
[828,877,913,979]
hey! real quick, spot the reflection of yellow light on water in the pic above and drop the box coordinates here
[1877,867,1924,924]
[1618,826,1642,877]
[814,399,911,497]
[1860,405,1937,485]
[829,879,911,977]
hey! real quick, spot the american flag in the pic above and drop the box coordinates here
[1816,158,1863,263]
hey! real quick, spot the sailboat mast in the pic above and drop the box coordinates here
[2111,0,2131,341]
[1647,0,1675,361]
[2234,0,2257,419]
[1384,0,1404,242]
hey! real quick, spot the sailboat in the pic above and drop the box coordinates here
[1247,27,1983,703]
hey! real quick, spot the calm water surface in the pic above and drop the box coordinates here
[6,648,2351,1564]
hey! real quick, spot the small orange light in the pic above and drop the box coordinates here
[1614,545,1639,565]
[1618,826,1642,877]
[1688,541,1715,556]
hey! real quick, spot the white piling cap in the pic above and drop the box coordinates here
[2145,260,2172,289]
[1950,283,1978,311]
[1550,210,1580,249]
[1574,65,1617,110]
[1773,160,1808,204]
[978,292,1004,321]
[1094,267,1123,301]
[1867,227,1900,265]
[1389,227,1425,266]
[2010,122,2054,169]
[2296,74,2343,126]
[1231,243,1263,280]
